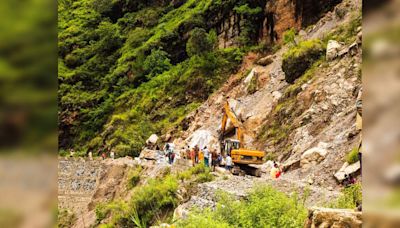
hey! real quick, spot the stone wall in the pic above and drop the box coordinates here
[58,158,105,214]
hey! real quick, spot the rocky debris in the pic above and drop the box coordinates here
[282,159,301,172]
[334,161,361,182]
[257,55,274,66]
[139,149,158,160]
[146,134,159,145]
[305,207,362,228]
[186,129,219,151]
[300,142,329,169]
[348,42,359,56]
[326,40,343,60]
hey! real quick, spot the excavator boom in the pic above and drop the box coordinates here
[220,100,265,176]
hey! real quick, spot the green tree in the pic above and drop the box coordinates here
[186,28,215,57]
[143,49,172,79]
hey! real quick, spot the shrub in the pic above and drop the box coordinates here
[114,144,131,157]
[283,28,296,46]
[127,166,143,189]
[329,183,362,209]
[177,185,308,228]
[282,39,325,84]
[128,175,179,226]
[196,171,214,183]
[346,146,360,164]
[58,209,76,228]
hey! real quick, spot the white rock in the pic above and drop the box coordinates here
[326,40,343,60]
[146,134,159,145]
[334,161,360,181]
[243,68,255,84]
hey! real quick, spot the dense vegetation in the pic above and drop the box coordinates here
[96,164,214,227]
[58,0,268,156]
[177,185,308,228]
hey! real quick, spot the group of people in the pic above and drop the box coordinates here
[164,143,234,171]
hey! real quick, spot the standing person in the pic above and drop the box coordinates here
[101,151,106,160]
[203,146,210,167]
[225,154,233,171]
[88,151,93,160]
[217,153,222,166]
[211,149,218,171]
[194,145,199,164]
[185,146,191,160]
[190,147,196,167]
[110,150,115,159]
[165,144,172,164]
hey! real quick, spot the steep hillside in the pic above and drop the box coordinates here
[58,0,343,156]
[171,0,361,188]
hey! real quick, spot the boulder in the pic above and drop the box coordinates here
[305,207,362,228]
[326,40,343,60]
[334,161,361,182]
[139,148,158,160]
[257,55,274,66]
[300,143,328,169]
[146,134,158,145]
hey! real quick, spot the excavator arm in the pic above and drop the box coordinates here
[220,101,244,147]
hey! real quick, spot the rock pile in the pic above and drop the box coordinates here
[305,207,362,228]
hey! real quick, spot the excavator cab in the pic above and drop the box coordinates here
[222,139,240,156]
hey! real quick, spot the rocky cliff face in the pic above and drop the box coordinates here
[214,0,343,47]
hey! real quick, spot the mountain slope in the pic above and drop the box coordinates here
[58,0,342,156]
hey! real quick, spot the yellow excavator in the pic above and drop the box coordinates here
[220,100,265,176]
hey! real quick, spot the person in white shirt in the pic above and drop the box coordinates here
[203,146,210,167]
[225,154,233,171]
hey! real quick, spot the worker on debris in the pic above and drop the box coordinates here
[225,154,233,171]
[110,150,115,159]
[165,144,174,164]
[88,151,93,160]
[270,162,281,179]
[203,146,210,167]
